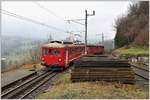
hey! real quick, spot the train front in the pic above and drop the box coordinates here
[41,42,65,70]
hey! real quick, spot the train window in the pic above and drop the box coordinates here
[54,50,60,56]
[73,48,75,54]
[49,49,53,55]
[43,48,48,55]
[43,49,46,55]
[71,48,73,54]
[79,47,81,52]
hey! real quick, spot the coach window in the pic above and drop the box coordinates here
[72,48,74,54]
[78,48,80,52]
[73,48,75,54]
[79,47,81,52]
[70,48,72,54]
[71,48,73,54]
[54,50,60,56]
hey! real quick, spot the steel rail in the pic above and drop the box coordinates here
[1,71,52,99]
[131,64,149,72]
[1,71,47,98]
[1,71,37,91]
[20,72,58,99]
[131,64,149,81]
[134,72,149,81]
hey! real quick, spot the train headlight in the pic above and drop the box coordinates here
[42,57,45,61]
[58,58,62,62]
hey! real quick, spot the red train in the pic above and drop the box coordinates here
[87,45,104,55]
[41,41,85,70]
[41,41,104,70]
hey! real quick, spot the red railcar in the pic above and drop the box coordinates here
[41,42,85,70]
[87,45,104,55]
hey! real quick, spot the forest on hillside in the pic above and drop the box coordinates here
[114,1,149,48]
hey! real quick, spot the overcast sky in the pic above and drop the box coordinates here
[2,1,132,42]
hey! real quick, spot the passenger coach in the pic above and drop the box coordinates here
[87,45,104,55]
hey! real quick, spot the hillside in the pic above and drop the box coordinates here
[1,35,45,72]
[1,35,44,57]
[114,1,149,48]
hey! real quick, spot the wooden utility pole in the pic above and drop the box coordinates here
[102,33,104,45]
[85,10,88,54]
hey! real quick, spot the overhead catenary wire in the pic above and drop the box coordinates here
[33,2,84,33]
[33,2,67,23]
[1,9,66,32]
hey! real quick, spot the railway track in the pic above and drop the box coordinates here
[1,71,58,99]
[1,71,37,92]
[131,64,149,81]
[112,54,149,84]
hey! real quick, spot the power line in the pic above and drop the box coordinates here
[2,9,66,32]
[33,2,83,31]
[1,9,66,32]
[71,20,85,26]
[33,2,66,22]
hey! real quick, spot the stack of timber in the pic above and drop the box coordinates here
[71,55,135,84]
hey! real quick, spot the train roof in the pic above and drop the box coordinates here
[42,42,84,48]
[42,42,66,48]
[50,40,73,44]
[87,44,104,47]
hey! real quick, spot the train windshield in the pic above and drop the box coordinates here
[43,48,48,55]
[49,49,53,55]
[54,50,60,56]
[49,49,60,56]
[43,48,60,56]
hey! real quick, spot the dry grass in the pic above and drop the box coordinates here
[21,63,45,71]
[36,72,148,99]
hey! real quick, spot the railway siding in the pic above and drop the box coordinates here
[131,64,149,88]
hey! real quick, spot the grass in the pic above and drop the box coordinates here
[36,72,148,99]
[112,47,149,58]
[22,63,45,70]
